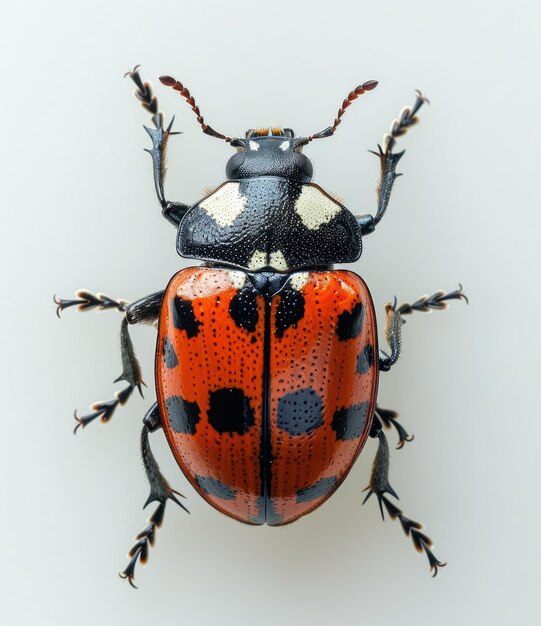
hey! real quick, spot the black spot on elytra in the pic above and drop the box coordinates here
[229,287,258,332]
[332,402,369,440]
[336,302,365,341]
[171,296,201,338]
[162,336,179,368]
[265,498,283,526]
[196,475,236,500]
[208,388,255,435]
[277,387,323,436]
[296,477,337,503]
[356,344,374,374]
[275,288,305,338]
[166,395,201,434]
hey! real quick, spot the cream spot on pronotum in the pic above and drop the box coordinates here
[294,186,342,230]
[200,183,246,227]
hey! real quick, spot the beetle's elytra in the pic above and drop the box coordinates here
[157,268,378,526]
[56,65,467,587]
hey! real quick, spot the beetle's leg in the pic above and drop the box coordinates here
[120,404,188,588]
[363,417,446,577]
[357,91,429,236]
[72,316,143,433]
[125,65,190,227]
[55,290,164,432]
[54,290,129,317]
[375,404,413,450]
[379,285,467,371]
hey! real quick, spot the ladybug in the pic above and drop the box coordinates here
[55,65,467,587]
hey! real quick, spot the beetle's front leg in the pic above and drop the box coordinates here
[55,289,164,432]
[125,65,190,227]
[357,91,429,236]
[120,404,188,588]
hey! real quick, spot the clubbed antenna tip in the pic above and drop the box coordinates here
[308,80,379,141]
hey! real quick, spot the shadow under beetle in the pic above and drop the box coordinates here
[55,65,467,587]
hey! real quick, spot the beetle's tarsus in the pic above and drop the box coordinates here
[53,290,129,316]
[73,385,134,434]
[397,284,468,315]
[364,430,446,576]
[375,405,414,449]
[126,65,163,130]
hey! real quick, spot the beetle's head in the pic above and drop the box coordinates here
[226,128,313,182]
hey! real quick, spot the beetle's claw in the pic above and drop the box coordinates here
[123,64,141,79]
[119,555,139,589]
[73,408,102,434]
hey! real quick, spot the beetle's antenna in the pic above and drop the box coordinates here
[307,80,379,142]
[159,75,232,142]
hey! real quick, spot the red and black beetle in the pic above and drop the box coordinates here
[55,66,466,586]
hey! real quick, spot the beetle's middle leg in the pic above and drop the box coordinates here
[363,416,446,576]
[54,290,164,432]
[120,403,188,588]
[378,284,467,371]
[376,285,467,447]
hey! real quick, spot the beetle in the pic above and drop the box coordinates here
[55,65,467,587]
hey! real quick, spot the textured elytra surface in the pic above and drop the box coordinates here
[156,267,378,525]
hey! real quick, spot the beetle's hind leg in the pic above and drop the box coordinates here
[363,417,445,577]
[120,403,188,588]
[55,290,164,432]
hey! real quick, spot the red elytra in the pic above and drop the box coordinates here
[156,267,378,525]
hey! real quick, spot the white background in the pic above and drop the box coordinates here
[2,1,539,624]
